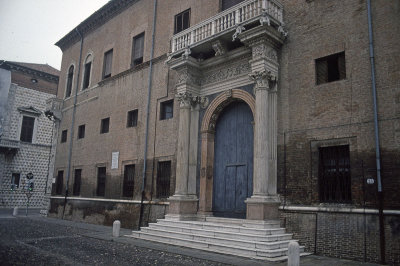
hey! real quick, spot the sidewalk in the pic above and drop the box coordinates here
[0,209,382,266]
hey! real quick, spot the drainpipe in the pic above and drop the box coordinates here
[62,27,84,219]
[366,1,385,264]
[138,0,157,230]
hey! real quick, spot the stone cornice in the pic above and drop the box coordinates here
[55,0,139,51]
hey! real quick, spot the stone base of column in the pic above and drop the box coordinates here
[245,195,281,220]
[167,195,198,219]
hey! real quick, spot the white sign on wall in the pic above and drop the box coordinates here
[111,151,119,169]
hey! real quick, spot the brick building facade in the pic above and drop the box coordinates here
[49,0,399,263]
[0,61,59,211]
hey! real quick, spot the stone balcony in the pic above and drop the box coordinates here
[44,97,63,122]
[170,0,284,58]
[0,138,20,153]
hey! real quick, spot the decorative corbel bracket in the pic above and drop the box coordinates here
[259,9,271,26]
[182,47,191,59]
[232,25,246,41]
[278,22,288,38]
[211,40,227,56]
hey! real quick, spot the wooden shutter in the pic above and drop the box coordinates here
[103,50,113,78]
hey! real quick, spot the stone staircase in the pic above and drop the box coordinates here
[126,216,309,261]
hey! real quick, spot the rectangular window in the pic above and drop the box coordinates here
[73,169,82,196]
[61,129,67,143]
[127,109,138,128]
[319,145,351,203]
[103,49,113,79]
[82,62,91,89]
[123,164,135,198]
[132,33,145,66]
[157,161,171,198]
[160,100,173,120]
[221,0,245,11]
[100,118,110,134]
[78,124,85,139]
[315,52,346,85]
[20,116,35,143]
[174,9,190,34]
[97,167,106,197]
[11,173,20,189]
[56,170,63,195]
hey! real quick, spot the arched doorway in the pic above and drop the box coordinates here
[212,100,253,218]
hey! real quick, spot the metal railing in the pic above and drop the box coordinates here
[171,0,283,53]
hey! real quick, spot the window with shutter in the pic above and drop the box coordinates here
[132,33,144,66]
[82,57,92,89]
[315,52,346,85]
[20,116,35,143]
[103,49,113,79]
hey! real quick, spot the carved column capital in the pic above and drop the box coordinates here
[249,70,277,92]
[176,92,209,109]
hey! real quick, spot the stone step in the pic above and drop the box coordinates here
[147,223,293,242]
[128,230,305,260]
[205,217,281,229]
[156,219,285,235]
[141,227,292,250]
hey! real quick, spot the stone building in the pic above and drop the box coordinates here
[0,61,59,211]
[49,0,399,263]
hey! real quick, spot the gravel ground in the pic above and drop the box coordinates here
[0,217,227,266]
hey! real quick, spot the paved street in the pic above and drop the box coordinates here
[0,209,381,266]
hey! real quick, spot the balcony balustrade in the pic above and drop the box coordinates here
[171,0,283,55]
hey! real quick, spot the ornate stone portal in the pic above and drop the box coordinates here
[167,24,284,221]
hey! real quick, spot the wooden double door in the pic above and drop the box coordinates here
[213,101,254,218]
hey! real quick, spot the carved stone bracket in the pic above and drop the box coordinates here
[249,70,277,92]
[278,22,288,38]
[182,47,191,59]
[211,40,226,56]
[232,25,246,41]
[259,9,271,26]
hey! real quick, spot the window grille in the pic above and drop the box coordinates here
[123,164,135,197]
[20,116,35,143]
[61,129,67,143]
[100,118,110,134]
[11,173,20,189]
[315,52,346,85]
[157,161,171,198]
[127,110,138,128]
[160,100,173,120]
[78,124,85,139]
[319,145,351,203]
[73,169,82,196]
[56,170,63,195]
[97,167,106,197]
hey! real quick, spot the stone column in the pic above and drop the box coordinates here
[239,26,284,220]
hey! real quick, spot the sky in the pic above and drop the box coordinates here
[0,0,109,70]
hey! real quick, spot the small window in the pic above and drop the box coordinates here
[56,170,63,195]
[82,55,92,89]
[20,116,35,143]
[78,124,85,139]
[61,129,68,143]
[132,33,145,66]
[315,52,346,85]
[221,0,245,11]
[319,145,351,203]
[11,173,20,189]
[160,100,173,120]
[103,49,113,79]
[100,118,110,134]
[97,167,106,197]
[123,164,135,198]
[73,169,82,196]
[157,161,171,198]
[127,109,138,128]
[66,65,74,98]
[174,9,190,34]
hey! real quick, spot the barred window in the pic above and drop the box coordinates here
[61,129,67,143]
[123,164,135,198]
[157,161,171,198]
[100,118,110,134]
[127,109,138,128]
[319,145,351,203]
[160,100,173,120]
[315,52,346,85]
[97,167,106,197]
[11,173,20,189]
[78,124,85,139]
[56,170,63,195]
[73,169,82,196]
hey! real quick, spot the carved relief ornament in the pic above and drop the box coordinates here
[177,68,201,86]
[249,70,277,91]
[176,92,208,108]
[252,43,278,62]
